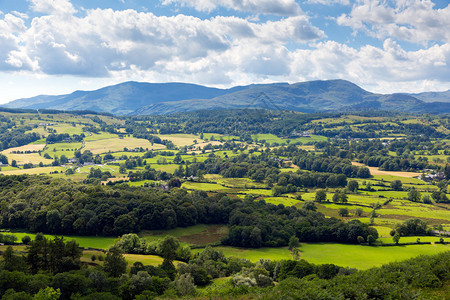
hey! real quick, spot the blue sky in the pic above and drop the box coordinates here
[0,0,449,103]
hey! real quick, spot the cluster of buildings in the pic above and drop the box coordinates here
[28,122,56,126]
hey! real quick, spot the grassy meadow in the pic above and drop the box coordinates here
[84,137,164,154]
[42,142,82,158]
[251,133,327,145]
[299,242,449,270]
[157,134,200,147]
[7,232,117,249]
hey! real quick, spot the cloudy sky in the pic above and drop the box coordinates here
[0,0,449,104]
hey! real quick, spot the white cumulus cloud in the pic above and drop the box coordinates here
[306,0,350,5]
[0,1,449,96]
[0,13,28,70]
[29,0,77,15]
[289,39,450,93]
[0,6,323,77]
[337,0,450,44]
[161,0,303,16]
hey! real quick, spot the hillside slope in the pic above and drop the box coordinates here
[4,81,244,115]
[4,79,450,115]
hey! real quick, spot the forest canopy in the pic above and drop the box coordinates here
[0,175,377,247]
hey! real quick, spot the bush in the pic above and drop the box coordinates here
[395,218,431,236]
[174,274,196,297]
[0,234,17,245]
[422,194,432,204]
[338,208,349,217]
[354,208,363,217]
[407,188,421,202]
[314,190,327,202]
[357,236,365,244]
[21,235,31,245]
[390,180,402,191]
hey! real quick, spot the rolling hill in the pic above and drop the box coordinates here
[3,80,450,115]
[4,82,245,115]
[408,90,450,103]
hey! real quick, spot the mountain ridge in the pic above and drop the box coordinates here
[4,79,450,115]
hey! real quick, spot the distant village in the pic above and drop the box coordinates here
[28,122,56,126]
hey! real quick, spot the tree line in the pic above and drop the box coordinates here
[0,175,377,247]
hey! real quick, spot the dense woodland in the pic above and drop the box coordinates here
[0,125,40,151]
[128,109,321,136]
[0,175,376,247]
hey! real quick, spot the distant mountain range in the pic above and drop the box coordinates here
[3,80,450,115]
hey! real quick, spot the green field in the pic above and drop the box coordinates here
[321,202,373,213]
[0,166,65,176]
[27,123,85,137]
[182,181,231,191]
[379,207,450,223]
[345,193,386,206]
[194,246,293,262]
[8,232,117,249]
[371,226,394,237]
[128,180,161,187]
[0,166,20,171]
[263,197,301,206]
[2,143,46,153]
[123,254,165,266]
[371,175,425,185]
[182,155,210,163]
[84,137,164,154]
[378,236,450,243]
[182,180,273,196]
[242,189,273,196]
[365,190,409,198]
[30,138,47,145]
[42,142,82,158]
[141,224,208,240]
[78,165,120,174]
[144,156,175,164]
[299,243,449,269]
[209,175,267,189]
[149,163,179,173]
[84,132,120,141]
[3,152,52,165]
[212,150,241,158]
[251,133,327,145]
